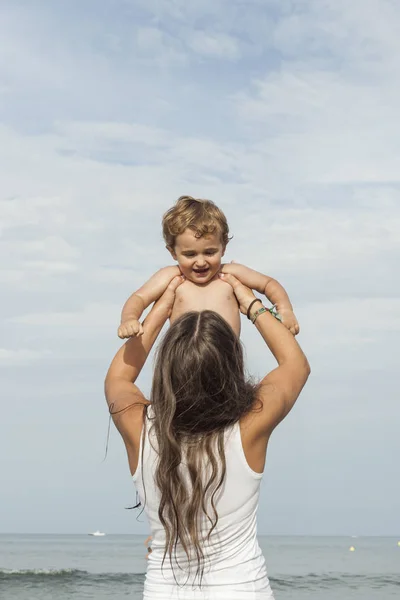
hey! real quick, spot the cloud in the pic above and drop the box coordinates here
[235,68,400,185]
[187,31,241,60]
[0,348,52,366]
[135,27,187,66]
[0,195,67,231]
[1,236,80,260]
[8,303,119,329]
[231,1,400,189]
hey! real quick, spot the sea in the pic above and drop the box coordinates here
[0,534,399,600]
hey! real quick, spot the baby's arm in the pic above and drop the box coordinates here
[119,266,181,338]
[221,263,299,335]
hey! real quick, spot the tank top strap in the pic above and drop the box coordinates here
[132,403,153,482]
[226,420,263,480]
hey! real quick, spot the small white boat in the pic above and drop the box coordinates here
[88,530,106,537]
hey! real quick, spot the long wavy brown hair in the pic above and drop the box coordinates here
[145,310,260,587]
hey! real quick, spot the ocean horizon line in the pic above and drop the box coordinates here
[1,532,399,538]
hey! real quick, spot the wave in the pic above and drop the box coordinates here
[1,569,399,590]
[270,572,400,590]
[0,568,145,584]
[1,568,84,575]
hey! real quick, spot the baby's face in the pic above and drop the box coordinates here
[169,228,225,284]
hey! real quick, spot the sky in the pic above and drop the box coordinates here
[1,0,399,536]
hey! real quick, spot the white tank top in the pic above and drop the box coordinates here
[133,406,275,600]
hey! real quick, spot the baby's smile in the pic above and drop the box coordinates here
[192,267,210,278]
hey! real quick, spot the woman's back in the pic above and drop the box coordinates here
[134,405,275,599]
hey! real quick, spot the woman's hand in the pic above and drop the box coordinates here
[146,275,185,324]
[144,535,152,560]
[219,272,257,315]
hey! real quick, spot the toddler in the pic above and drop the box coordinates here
[118,196,299,339]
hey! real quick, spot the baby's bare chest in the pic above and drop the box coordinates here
[170,279,241,335]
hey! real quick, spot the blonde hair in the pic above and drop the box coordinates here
[162,196,231,249]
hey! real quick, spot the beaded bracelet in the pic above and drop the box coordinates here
[251,303,283,324]
[251,306,267,323]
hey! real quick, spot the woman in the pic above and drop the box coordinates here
[105,273,310,599]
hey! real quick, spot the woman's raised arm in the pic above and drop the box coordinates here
[105,275,184,441]
[219,272,310,438]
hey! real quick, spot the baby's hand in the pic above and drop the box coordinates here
[118,319,144,339]
[279,308,300,336]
